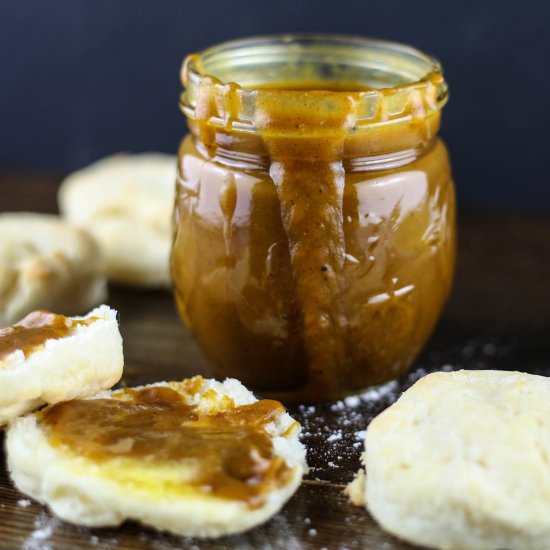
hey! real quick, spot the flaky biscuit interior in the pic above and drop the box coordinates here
[6,377,307,538]
[0,305,123,425]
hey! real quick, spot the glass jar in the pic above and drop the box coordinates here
[172,35,455,402]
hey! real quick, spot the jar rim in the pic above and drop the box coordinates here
[180,33,448,136]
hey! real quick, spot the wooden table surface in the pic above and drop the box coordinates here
[1,170,549,550]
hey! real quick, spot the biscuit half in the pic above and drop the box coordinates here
[0,212,107,327]
[362,370,550,550]
[58,153,176,288]
[6,377,307,538]
[0,305,123,425]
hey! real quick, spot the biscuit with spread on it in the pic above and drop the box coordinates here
[0,212,107,327]
[357,370,550,550]
[58,153,176,288]
[6,377,307,538]
[0,305,123,426]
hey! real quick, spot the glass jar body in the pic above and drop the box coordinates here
[172,134,455,401]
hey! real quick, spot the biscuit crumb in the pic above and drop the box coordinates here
[345,468,366,506]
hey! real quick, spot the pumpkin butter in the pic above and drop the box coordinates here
[173,36,456,401]
[0,311,89,362]
[40,383,292,508]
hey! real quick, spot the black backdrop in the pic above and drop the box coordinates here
[1,0,549,211]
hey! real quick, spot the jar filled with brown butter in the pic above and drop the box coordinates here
[172,34,455,403]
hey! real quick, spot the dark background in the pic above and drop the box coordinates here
[1,0,549,212]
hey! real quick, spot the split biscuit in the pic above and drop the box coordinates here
[6,376,307,538]
[58,153,176,288]
[359,370,550,550]
[0,212,107,327]
[0,305,123,426]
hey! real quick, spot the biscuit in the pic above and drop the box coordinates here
[58,153,176,287]
[6,376,307,538]
[0,212,107,327]
[360,370,550,550]
[0,305,123,426]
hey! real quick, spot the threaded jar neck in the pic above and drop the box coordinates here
[180,35,448,167]
[181,34,447,135]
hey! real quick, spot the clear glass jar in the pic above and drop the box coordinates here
[172,35,455,402]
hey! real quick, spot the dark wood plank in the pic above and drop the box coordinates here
[1,170,549,549]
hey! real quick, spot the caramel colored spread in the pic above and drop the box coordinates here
[253,88,358,397]
[173,71,455,401]
[41,384,292,508]
[0,311,82,362]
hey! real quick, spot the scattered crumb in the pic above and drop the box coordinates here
[308,528,317,536]
[17,499,32,508]
[345,468,366,506]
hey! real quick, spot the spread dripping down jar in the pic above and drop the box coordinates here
[172,35,456,403]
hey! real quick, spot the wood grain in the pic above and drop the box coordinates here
[1,172,549,549]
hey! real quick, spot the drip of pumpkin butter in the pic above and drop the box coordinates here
[253,90,359,397]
